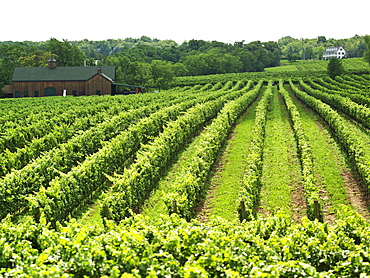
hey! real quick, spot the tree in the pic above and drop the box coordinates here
[312,46,326,60]
[327,57,344,78]
[186,40,209,51]
[278,36,296,47]
[219,53,242,73]
[243,41,269,71]
[124,62,151,87]
[317,36,327,44]
[285,41,302,62]
[182,53,211,75]
[363,35,370,67]
[159,46,180,63]
[0,43,33,84]
[264,41,281,67]
[150,60,174,91]
[18,50,55,67]
[181,52,241,75]
[99,55,131,84]
[233,48,255,72]
[46,38,85,66]
[172,63,188,76]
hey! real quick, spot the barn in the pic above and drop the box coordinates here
[9,58,143,98]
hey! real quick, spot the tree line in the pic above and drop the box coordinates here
[278,35,367,61]
[0,35,369,91]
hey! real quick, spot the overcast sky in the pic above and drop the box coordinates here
[2,0,368,44]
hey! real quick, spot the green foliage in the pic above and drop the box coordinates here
[281,81,323,221]
[123,61,151,87]
[327,57,344,78]
[238,82,273,221]
[0,66,370,276]
[93,38,281,77]
[1,206,370,276]
[45,38,85,67]
[0,43,35,84]
[149,60,174,90]
[364,35,370,66]
[18,50,55,67]
[278,35,367,60]
[181,52,242,75]
[28,96,203,225]
[164,81,262,220]
[257,86,299,217]
[203,84,258,221]
[103,87,247,223]
[1,35,369,90]
[290,79,370,193]
[308,76,370,107]
[0,97,158,219]
[299,78,370,129]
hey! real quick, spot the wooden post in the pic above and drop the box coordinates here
[172,200,178,214]
[240,200,247,221]
[102,204,111,220]
[314,200,322,222]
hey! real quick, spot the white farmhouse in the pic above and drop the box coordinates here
[322,46,347,59]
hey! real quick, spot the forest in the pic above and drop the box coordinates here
[0,34,368,90]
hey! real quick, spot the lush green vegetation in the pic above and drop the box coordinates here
[1,34,370,92]
[0,37,280,90]
[0,54,370,275]
[202,92,260,221]
[2,207,370,277]
[278,35,367,61]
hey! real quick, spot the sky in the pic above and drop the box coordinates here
[2,0,368,44]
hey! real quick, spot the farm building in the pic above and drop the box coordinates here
[322,46,347,60]
[8,58,143,98]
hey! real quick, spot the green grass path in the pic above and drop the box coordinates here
[287,86,356,220]
[258,86,302,218]
[140,128,205,220]
[200,97,260,221]
[141,95,261,222]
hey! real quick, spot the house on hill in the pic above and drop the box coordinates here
[322,46,347,60]
[8,58,143,98]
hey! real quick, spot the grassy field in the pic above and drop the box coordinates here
[264,57,369,72]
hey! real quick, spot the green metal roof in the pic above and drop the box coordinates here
[12,66,116,82]
[112,83,144,88]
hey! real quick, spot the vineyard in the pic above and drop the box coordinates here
[1,63,370,276]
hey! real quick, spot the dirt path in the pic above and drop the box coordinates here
[341,169,370,219]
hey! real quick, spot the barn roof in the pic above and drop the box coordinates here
[12,66,116,82]
[112,82,144,88]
